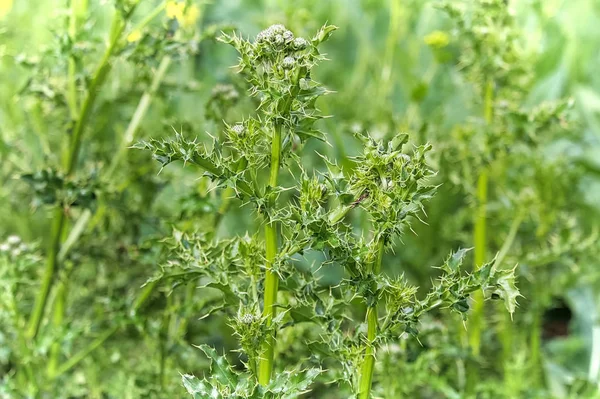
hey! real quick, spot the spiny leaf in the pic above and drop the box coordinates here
[195,344,239,388]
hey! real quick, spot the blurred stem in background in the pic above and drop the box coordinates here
[26,1,134,341]
[379,0,402,104]
[20,0,180,380]
[466,78,493,392]
[51,49,174,383]
[46,0,88,376]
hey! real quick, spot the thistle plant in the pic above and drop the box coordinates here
[139,23,519,398]
[429,0,597,393]
[1,1,216,396]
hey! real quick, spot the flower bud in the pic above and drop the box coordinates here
[231,124,245,135]
[283,30,294,42]
[292,37,308,50]
[269,24,286,35]
[282,56,295,69]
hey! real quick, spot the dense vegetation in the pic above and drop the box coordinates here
[1,0,600,398]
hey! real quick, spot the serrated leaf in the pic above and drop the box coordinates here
[493,266,520,316]
[182,374,210,397]
[196,344,239,388]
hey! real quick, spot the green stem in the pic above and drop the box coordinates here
[379,0,402,100]
[26,6,128,341]
[468,79,494,356]
[258,122,282,385]
[493,211,524,270]
[47,210,92,373]
[358,239,385,399]
[47,276,68,376]
[468,170,489,355]
[67,12,125,175]
[26,208,65,339]
[465,79,494,393]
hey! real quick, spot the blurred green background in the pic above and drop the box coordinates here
[1,0,600,397]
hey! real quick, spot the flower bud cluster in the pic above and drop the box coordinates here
[0,235,30,259]
[256,24,294,46]
[210,83,239,103]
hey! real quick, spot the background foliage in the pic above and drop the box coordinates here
[1,0,600,398]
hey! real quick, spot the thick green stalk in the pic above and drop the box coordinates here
[258,122,282,385]
[358,239,385,399]
[468,79,494,355]
[468,169,489,354]
[465,80,494,394]
[26,208,65,339]
[47,278,67,376]
[26,8,126,341]
[379,0,402,100]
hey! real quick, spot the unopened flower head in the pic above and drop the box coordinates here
[293,37,308,50]
[231,124,245,135]
[282,56,295,69]
[283,30,294,42]
[212,84,239,101]
[269,24,286,35]
[240,313,257,324]
[256,24,288,44]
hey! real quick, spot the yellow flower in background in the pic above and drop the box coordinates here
[180,3,200,28]
[127,29,143,43]
[424,30,450,49]
[166,1,200,28]
[0,0,14,18]
[165,1,183,19]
